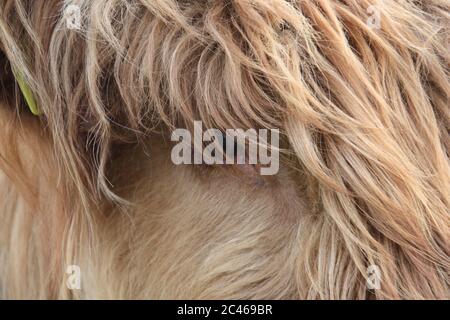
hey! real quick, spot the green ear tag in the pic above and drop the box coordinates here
[15,72,41,116]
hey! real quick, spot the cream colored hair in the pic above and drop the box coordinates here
[0,0,449,299]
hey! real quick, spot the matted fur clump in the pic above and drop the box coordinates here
[0,0,449,299]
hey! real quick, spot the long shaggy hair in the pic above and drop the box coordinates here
[0,0,449,299]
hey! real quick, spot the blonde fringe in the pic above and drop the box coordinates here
[0,0,449,299]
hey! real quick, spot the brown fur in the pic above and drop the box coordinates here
[0,0,449,299]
